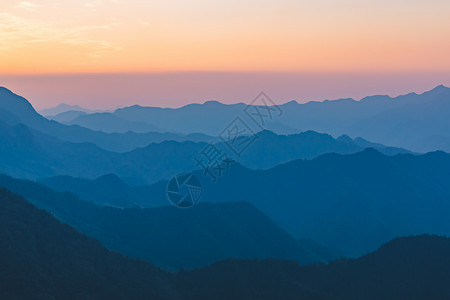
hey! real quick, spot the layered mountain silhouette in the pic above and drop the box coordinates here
[5,85,450,153]
[39,103,105,116]
[0,187,178,299]
[39,174,155,207]
[0,175,339,270]
[2,186,450,299]
[31,148,450,258]
[65,112,164,133]
[46,110,87,123]
[0,87,213,152]
[135,149,450,257]
[2,82,450,299]
[63,85,450,152]
[0,115,408,183]
[2,85,450,257]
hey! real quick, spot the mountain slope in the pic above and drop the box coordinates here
[0,87,213,152]
[29,149,450,259]
[176,235,450,300]
[39,174,154,207]
[0,175,339,270]
[204,149,450,256]
[0,187,179,300]
[3,185,450,299]
[140,149,450,257]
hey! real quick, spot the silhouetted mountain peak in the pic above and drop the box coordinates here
[39,103,107,116]
[203,100,224,106]
[321,97,356,104]
[257,130,277,137]
[359,94,393,103]
[426,84,450,95]
[360,147,384,156]
[337,134,354,143]
[371,234,448,258]
[432,84,448,91]
[0,86,12,93]
[317,147,385,164]
[94,173,128,187]
[50,103,82,111]
[0,87,36,115]
[129,104,144,109]
[299,130,333,140]
[283,100,299,106]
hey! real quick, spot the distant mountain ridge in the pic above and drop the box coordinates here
[39,103,108,116]
[0,88,410,183]
[4,85,450,152]
[0,114,410,184]
[64,112,164,133]
[0,87,213,152]
[46,110,87,123]
[64,85,450,152]
[3,83,450,300]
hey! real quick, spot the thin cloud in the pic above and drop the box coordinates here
[16,1,39,11]
[137,20,150,26]
[84,0,107,8]
[0,13,122,61]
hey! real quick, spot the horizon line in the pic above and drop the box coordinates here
[1,84,441,112]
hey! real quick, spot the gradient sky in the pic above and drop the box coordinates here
[0,0,449,108]
[1,0,450,74]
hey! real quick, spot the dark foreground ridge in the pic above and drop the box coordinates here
[1,187,450,300]
[0,187,178,299]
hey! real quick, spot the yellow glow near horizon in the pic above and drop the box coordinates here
[0,0,450,74]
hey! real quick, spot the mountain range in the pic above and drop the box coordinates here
[0,103,409,184]
[0,87,213,153]
[57,85,450,152]
[39,103,108,116]
[2,85,450,257]
[5,85,450,153]
[62,112,165,133]
[0,187,178,299]
[28,147,450,258]
[2,83,450,299]
[2,186,450,299]
[139,148,450,257]
[0,174,339,270]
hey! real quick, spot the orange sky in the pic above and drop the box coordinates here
[1,0,450,74]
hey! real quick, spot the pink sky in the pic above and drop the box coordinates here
[1,1,450,76]
[1,72,449,110]
[1,1,449,108]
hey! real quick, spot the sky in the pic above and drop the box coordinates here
[0,0,449,108]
